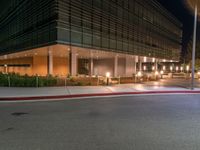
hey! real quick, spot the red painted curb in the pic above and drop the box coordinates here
[0,91,200,101]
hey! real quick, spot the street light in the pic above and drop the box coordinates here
[186,0,199,90]
[192,5,198,90]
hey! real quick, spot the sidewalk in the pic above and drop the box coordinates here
[1,80,200,101]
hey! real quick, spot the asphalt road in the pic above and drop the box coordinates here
[1,95,200,150]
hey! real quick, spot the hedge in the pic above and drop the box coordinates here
[0,73,57,87]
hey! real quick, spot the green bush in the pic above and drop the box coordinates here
[0,73,58,87]
[0,73,9,86]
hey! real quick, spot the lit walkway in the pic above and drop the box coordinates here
[0,79,199,98]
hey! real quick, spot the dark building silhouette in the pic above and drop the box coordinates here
[0,0,182,76]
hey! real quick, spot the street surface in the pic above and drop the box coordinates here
[1,94,200,150]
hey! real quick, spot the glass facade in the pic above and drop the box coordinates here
[57,0,182,60]
[0,0,182,60]
[0,0,57,55]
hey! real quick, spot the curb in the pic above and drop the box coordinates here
[0,90,200,101]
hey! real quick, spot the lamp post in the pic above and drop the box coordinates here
[186,0,199,89]
[191,5,198,90]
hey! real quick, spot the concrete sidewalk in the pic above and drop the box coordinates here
[0,80,200,101]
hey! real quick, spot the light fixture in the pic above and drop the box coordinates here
[106,72,110,78]
[186,65,190,72]
[144,57,147,62]
[180,66,183,72]
[155,71,159,76]
[170,66,173,72]
[163,66,166,71]
[137,71,142,77]
[143,66,146,71]
[160,70,164,75]
[152,66,155,71]
[176,66,179,71]
[152,58,155,62]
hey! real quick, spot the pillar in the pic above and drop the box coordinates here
[125,56,135,77]
[155,59,158,71]
[139,57,142,71]
[133,56,138,74]
[70,49,77,76]
[90,58,94,76]
[114,55,118,77]
[48,47,53,75]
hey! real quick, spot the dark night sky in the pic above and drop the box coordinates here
[157,0,194,57]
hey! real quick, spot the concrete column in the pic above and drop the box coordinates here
[48,48,53,75]
[139,57,142,71]
[125,56,135,77]
[90,58,94,76]
[114,55,118,77]
[155,59,158,71]
[71,49,77,76]
[133,56,138,74]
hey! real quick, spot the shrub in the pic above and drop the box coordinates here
[0,73,58,87]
